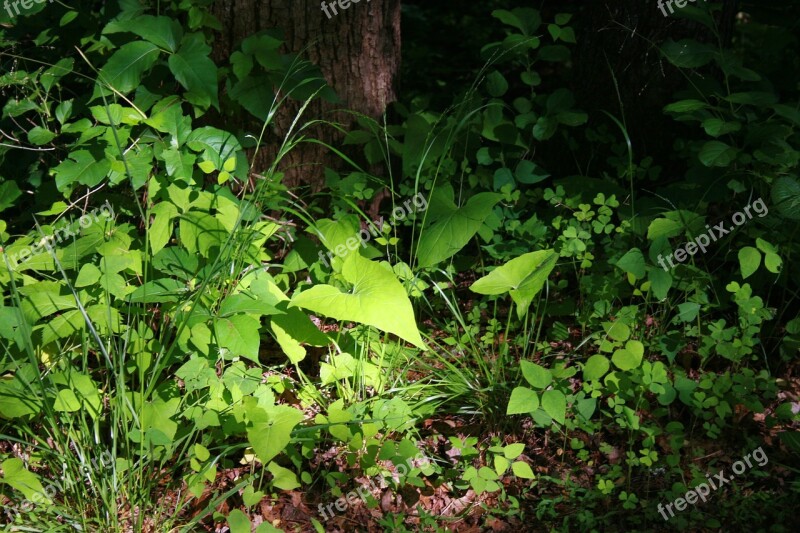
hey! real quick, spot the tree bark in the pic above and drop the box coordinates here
[211,0,401,190]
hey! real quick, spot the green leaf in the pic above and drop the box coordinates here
[663,99,708,113]
[198,160,216,173]
[219,294,283,317]
[53,389,81,412]
[242,484,265,507]
[541,390,566,424]
[647,218,684,240]
[492,8,541,36]
[515,160,550,184]
[417,187,503,268]
[41,58,74,92]
[771,177,800,220]
[186,126,241,167]
[764,252,782,274]
[21,291,77,322]
[94,41,161,97]
[179,212,228,257]
[0,183,21,214]
[507,386,539,415]
[699,141,737,167]
[486,71,508,97]
[511,461,535,479]
[503,443,525,460]
[470,249,558,318]
[168,33,219,108]
[268,461,300,491]
[611,340,644,371]
[291,253,425,349]
[194,444,211,461]
[105,15,183,53]
[227,510,251,533]
[162,148,196,182]
[229,75,275,119]
[661,39,716,68]
[613,248,646,279]
[28,126,55,145]
[245,402,304,464]
[738,246,761,279]
[648,267,672,300]
[176,358,216,393]
[0,459,51,504]
[494,454,510,476]
[677,302,701,322]
[148,202,178,255]
[53,150,111,193]
[582,354,610,381]
[493,168,515,191]
[702,118,741,137]
[605,321,630,342]
[128,278,185,303]
[520,361,552,389]
[215,314,261,362]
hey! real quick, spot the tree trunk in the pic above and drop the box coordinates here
[211,0,402,190]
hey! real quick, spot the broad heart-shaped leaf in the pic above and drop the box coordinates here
[416,187,503,268]
[470,250,558,318]
[93,41,161,98]
[738,246,761,279]
[245,400,304,464]
[168,33,219,109]
[612,340,645,371]
[0,458,51,504]
[541,389,566,424]
[290,253,426,349]
[507,386,539,415]
[214,314,261,362]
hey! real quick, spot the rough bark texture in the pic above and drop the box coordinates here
[211,0,401,190]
